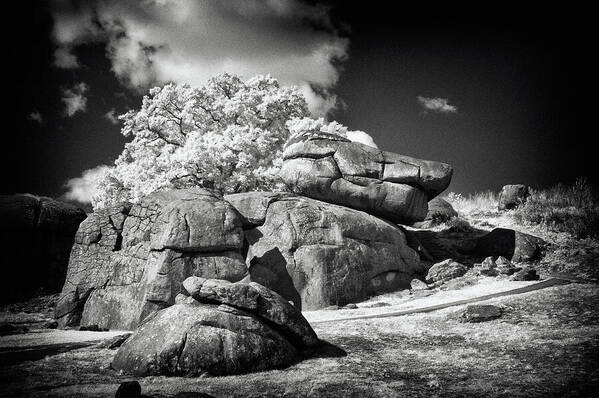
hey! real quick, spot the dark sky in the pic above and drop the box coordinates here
[4,2,596,201]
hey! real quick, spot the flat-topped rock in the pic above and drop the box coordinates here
[280,134,453,224]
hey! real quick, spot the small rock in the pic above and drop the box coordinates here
[79,324,108,332]
[495,256,519,275]
[459,305,503,323]
[97,333,132,349]
[410,279,429,290]
[495,256,511,267]
[343,303,358,309]
[115,380,141,398]
[322,305,340,311]
[425,259,467,284]
[511,267,540,281]
[481,256,495,269]
[43,320,58,329]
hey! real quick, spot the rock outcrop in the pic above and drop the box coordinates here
[279,133,453,224]
[498,184,530,211]
[473,228,546,263]
[226,192,423,310]
[56,189,423,328]
[0,194,86,303]
[112,277,319,376]
[55,188,248,329]
[412,197,458,228]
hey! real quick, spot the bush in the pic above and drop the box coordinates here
[513,177,599,239]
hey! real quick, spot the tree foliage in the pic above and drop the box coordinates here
[93,73,309,209]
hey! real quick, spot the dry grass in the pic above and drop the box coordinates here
[444,191,499,218]
[1,283,597,397]
[513,178,599,239]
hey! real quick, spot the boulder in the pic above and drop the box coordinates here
[495,256,519,275]
[459,305,503,323]
[279,134,453,224]
[412,197,458,228]
[226,192,423,310]
[55,188,248,330]
[498,184,530,211]
[410,279,429,290]
[0,194,86,303]
[473,228,546,262]
[112,279,318,376]
[425,259,467,284]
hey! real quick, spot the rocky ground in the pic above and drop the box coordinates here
[1,212,598,397]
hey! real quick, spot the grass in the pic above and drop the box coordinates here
[513,177,599,239]
[444,191,499,218]
[1,283,597,397]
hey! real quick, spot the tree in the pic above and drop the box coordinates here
[92,73,309,209]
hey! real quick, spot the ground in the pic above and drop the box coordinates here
[1,209,598,397]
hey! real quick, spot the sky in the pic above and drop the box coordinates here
[4,1,596,205]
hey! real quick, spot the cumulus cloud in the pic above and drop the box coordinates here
[417,96,458,114]
[347,130,378,148]
[28,111,44,125]
[104,108,120,124]
[61,82,89,117]
[64,165,110,204]
[50,0,349,116]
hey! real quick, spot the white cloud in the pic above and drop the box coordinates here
[64,165,110,204]
[417,96,458,114]
[28,111,44,125]
[104,108,120,124]
[61,82,89,117]
[50,0,349,116]
[347,130,378,148]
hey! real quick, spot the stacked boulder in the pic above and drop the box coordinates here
[112,277,319,376]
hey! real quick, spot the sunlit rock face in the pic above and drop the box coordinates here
[226,192,423,311]
[55,188,247,330]
[56,189,423,329]
[112,277,319,376]
[280,132,453,224]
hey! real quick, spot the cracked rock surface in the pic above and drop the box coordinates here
[279,134,453,224]
[55,188,247,330]
[111,277,318,376]
[226,192,423,310]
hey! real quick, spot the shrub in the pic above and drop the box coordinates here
[513,177,599,239]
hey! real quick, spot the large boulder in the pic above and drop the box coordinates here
[279,133,453,224]
[112,278,318,376]
[55,188,248,330]
[0,194,86,303]
[473,228,546,263]
[226,192,423,310]
[412,197,458,228]
[498,184,530,211]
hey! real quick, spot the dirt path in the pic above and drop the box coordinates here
[312,277,572,324]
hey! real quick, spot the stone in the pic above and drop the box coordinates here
[112,280,318,376]
[226,192,423,310]
[55,188,248,330]
[478,256,498,276]
[459,305,503,322]
[181,277,318,348]
[410,279,429,290]
[511,267,540,281]
[425,259,467,284]
[472,228,546,263]
[498,184,530,211]
[495,256,519,275]
[0,194,86,303]
[115,381,141,398]
[344,303,358,309]
[412,197,458,228]
[279,135,453,224]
